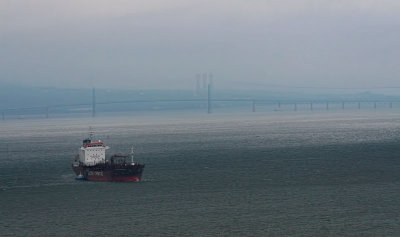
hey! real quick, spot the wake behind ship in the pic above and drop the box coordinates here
[72,137,144,182]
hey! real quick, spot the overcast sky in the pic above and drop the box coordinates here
[1,0,400,90]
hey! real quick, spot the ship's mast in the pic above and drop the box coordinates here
[89,126,94,141]
[130,146,135,165]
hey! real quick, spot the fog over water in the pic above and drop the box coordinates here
[2,1,400,236]
[2,0,400,90]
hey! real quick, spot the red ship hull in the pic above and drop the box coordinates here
[72,163,144,182]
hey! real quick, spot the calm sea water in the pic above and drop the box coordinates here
[1,111,400,236]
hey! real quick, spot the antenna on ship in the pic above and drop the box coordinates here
[130,146,135,165]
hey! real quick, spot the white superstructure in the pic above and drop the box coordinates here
[79,139,110,166]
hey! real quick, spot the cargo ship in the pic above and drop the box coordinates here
[72,135,144,182]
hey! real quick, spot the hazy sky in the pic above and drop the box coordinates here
[1,0,400,89]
